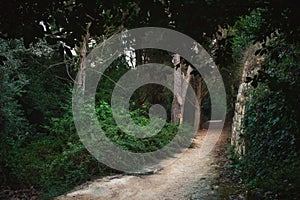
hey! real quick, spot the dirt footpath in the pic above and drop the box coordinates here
[55,128,229,200]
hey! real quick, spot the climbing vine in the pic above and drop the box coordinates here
[229,8,300,199]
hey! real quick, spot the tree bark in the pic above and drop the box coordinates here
[195,76,205,129]
[171,54,181,124]
[171,54,192,125]
[77,22,92,91]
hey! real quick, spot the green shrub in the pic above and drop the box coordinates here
[231,8,267,62]
[229,8,300,198]
[232,39,300,199]
[96,100,181,153]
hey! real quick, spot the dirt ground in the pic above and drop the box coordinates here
[55,127,230,200]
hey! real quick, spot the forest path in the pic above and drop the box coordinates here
[55,128,229,200]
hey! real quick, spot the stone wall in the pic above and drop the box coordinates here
[231,44,264,155]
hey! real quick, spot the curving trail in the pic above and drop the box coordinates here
[55,128,228,200]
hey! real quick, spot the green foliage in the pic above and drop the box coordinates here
[210,8,268,116]
[231,8,267,62]
[5,104,108,199]
[2,1,299,199]
[0,39,104,198]
[94,57,185,154]
[0,39,32,186]
[240,84,299,196]
[95,100,180,153]
[0,39,29,136]
[0,43,183,198]
[39,106,109,198]
[226,2,300,196]
[229,10,300,198]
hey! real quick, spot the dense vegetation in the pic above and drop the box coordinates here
[227,7,300,199]
[0,0,299,199]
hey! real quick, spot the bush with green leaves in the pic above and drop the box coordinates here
[229,11,300,198]
[95,100,182,153]
[35,97,182,198]
[231,8,267,62]
[0,39,102,198]
[0,39,32,186]
[239,84,299,197]
[4,104,109,199]
[0,44,184,199]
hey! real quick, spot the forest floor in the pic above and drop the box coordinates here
[55,126,235,200]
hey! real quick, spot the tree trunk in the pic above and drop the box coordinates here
[171,61,182,124]
[77,22,92,91]
[195,76,204,129]
[171,54,192,125]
